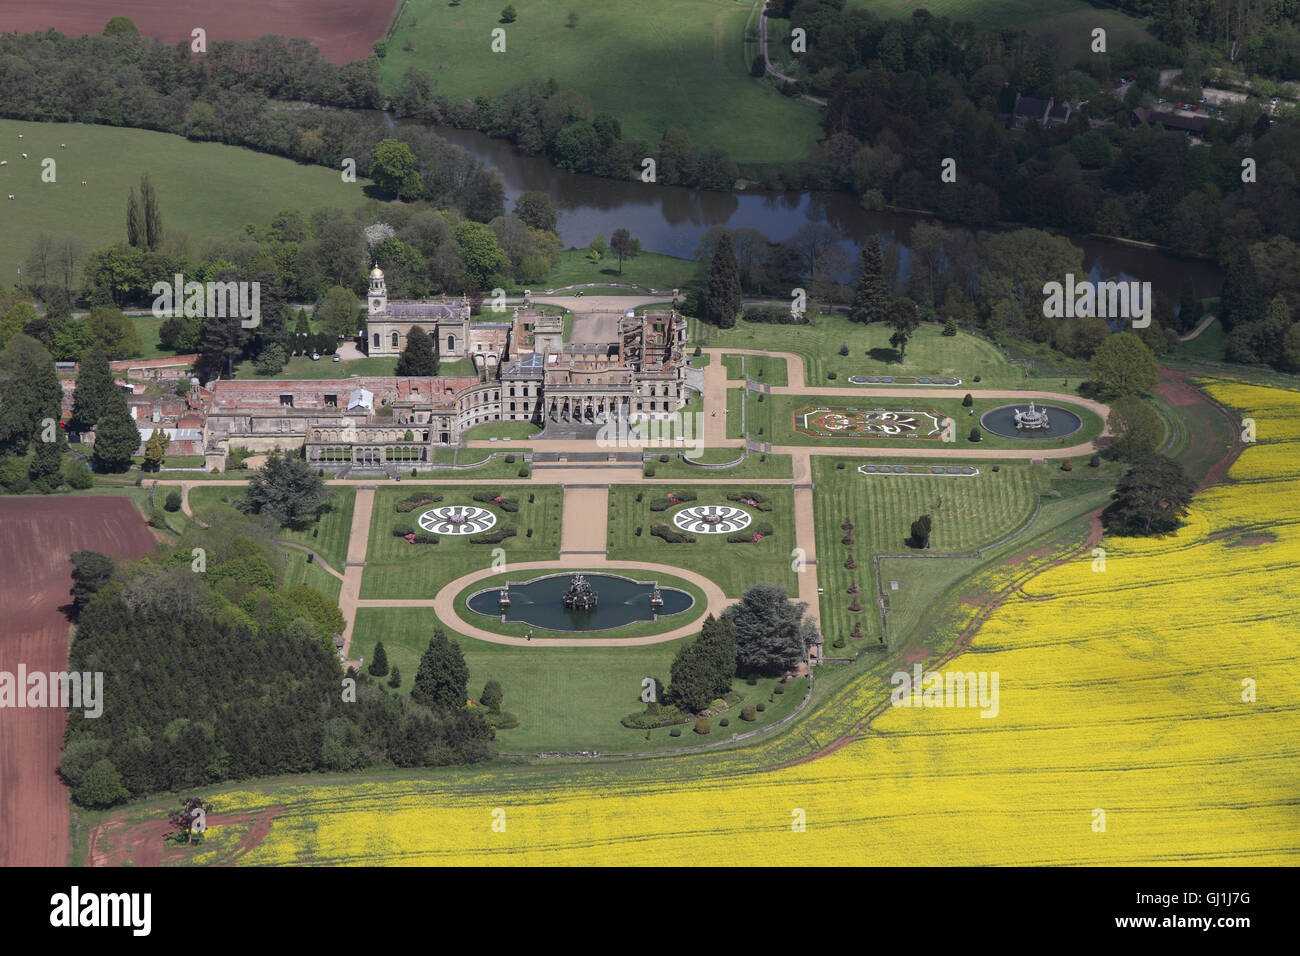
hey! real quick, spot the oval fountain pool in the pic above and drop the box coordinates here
[979,404,1083,440]
[466,573,694,632]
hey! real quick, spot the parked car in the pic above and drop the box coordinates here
[1271,97,1280,105]
[1157,97,1166,104]
[332,354,341,363]
[311,352,321,361]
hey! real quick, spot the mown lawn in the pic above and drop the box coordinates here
[461,421,542,440]
[541,250,696,291]
[806,457,1112,650]
[646,449,793,479]
[233,355,399,380]
[722,353,789,386]
[187,485,356,572]
[606,483,798,597]
[360,484,563,599]
[381,0,823,163]
[691,314,1026,387]
[349,609,808,753]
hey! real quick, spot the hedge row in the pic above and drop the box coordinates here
[648,490,698,512]
[727,491,773,512]
[726,521,775,543]
[473,490,519,512]
[470,525,517,545]
[651,523,695,544]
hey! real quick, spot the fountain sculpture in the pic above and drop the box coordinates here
[561,573,599,611]
[1013,401,1050,430]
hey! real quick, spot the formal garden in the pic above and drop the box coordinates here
[738,393,1105,449]
[361,485,563,599]
[606,483,799,597]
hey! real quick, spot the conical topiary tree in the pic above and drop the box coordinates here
[844,554,856,570]
[387,666,401,688]
[368,640,389,677]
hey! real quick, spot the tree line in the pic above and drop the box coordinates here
[60,506,493,808]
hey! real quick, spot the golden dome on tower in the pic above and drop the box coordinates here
[369,264,384,278]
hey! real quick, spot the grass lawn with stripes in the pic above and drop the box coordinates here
[348,609,807,753]
[360,484,563,599]
[809,455,1114,646]
[186,485,356,572]
[606,483,798,597]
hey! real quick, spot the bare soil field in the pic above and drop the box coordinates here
[0,0,399,63]
[0,497,156,867]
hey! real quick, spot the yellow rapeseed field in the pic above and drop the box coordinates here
[201,383,1300,865]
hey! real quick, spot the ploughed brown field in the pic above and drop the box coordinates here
[0,497,156,866]
[0,0,398,63]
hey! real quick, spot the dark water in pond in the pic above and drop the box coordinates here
[466,573,694,632]
[979,404,1084,440]
[413,121,1221,299]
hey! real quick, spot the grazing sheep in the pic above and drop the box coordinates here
[60,143,66,149]
[0,160,6,166]
[81,180,87,186]
[17,134,21,139]
[7,195,14,201]
[20,153,27,159]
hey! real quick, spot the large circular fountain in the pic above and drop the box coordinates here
[466,572,693,632]
[979,403,1083,440]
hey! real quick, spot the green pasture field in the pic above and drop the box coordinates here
[349,609,808,753]
[381,0,823,163]
[691,314,1026,387]
[742,392,1105,450]
[0,118,372,300]
[359,484,563,599]
[606,482,798,597]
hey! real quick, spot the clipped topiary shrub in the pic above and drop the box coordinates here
[163,490,181,512]
[740,705,757,721]
[469,525,517,545]
[669,727,682,737]
[396,492,443,512]
[651,523,695,543]
[393,521,416,537]
[694,719,711,735]
[719,717,729,727]
[756,702,766,712]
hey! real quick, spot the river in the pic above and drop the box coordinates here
[417,121,1221,298]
